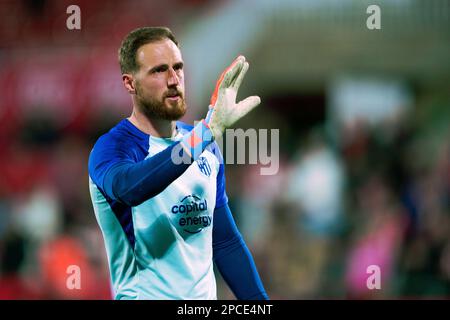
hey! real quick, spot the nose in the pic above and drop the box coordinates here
[167,68,180,87]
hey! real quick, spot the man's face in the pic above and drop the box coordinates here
[132,39,186,121]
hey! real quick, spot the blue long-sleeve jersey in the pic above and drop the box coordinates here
[88,119,267,300]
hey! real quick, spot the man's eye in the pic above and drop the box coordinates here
[152,66,167,74]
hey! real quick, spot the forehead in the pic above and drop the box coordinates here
[136,39,182,69]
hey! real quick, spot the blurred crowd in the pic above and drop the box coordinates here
[0,0,449,299]
[222,92,450,299]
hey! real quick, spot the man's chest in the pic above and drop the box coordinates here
[135,150,219,236]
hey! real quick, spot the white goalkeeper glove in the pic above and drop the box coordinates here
[205,55,261,139]
[178,56,260,161]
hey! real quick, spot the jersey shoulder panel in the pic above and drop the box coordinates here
[88,119,150,189]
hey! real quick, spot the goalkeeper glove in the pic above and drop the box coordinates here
[205,55,261,139]
[179,55,260,160]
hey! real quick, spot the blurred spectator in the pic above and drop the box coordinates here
[286,129,345,237]
[345,174,406,298]
[39,234,111,299]
[0,231,42,299]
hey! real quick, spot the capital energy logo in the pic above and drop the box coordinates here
[171,195,211,234]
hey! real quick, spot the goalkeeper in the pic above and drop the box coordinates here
[88,26,268,300]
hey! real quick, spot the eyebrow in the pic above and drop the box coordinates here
[148,61,184,74]
[173,61,184,69]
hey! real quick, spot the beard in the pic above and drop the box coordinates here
[135,82,187,121]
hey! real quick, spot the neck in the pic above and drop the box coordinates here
[128,108,176,138]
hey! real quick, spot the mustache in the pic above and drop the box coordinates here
[164,88,183,98]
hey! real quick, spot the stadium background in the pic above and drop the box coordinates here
[0,0,449,299]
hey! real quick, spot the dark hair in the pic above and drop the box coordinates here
[118,26,178,74]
